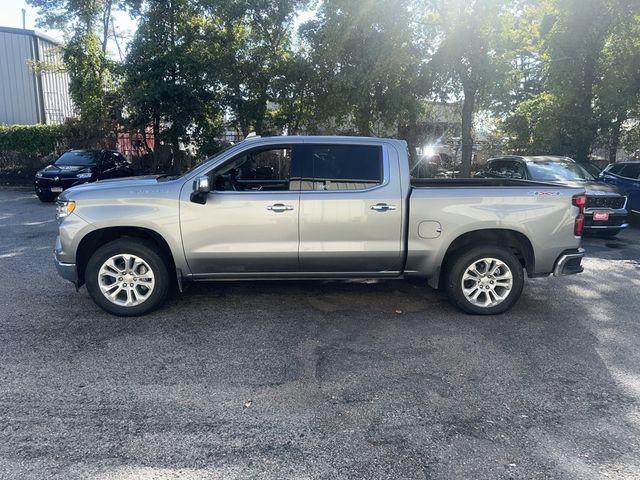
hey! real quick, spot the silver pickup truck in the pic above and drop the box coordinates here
[54,136,586,316]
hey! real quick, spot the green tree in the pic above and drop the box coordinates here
[124,0,224,169]
[428,0,513,177]
[502,92,563,154]
[198,0,307,137]
[594,13,640,161]
[28,0,122,129]
[301,0,423,137]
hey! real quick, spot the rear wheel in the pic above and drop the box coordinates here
[444,246,524,315]
[85,239,171,316]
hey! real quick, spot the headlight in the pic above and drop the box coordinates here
[56,200,76,219]
[76,172,92,179]
[36,172,44,178]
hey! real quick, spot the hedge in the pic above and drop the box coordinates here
[0,124,68,156]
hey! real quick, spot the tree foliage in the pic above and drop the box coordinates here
[23,0,640,174]
[428,0,513,176]
[301,0,423,137]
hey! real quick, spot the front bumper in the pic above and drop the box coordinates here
[35,177,88,195]
[55,255,78,284]
[553,248,585,276]
[55,235,77,284]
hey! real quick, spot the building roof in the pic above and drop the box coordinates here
[0,25,62,45]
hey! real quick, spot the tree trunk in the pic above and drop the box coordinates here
[152,114,161,173]
[101,1,113,53]
[609,116,623,163]
[355,106,372,137]
[460,86,476,178]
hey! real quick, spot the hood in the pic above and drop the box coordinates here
[39,164,93,176]
[60,175,169,200]
[555,180,625,196]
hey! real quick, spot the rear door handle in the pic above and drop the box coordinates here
[370,203,397,212]
[267,203,294,212]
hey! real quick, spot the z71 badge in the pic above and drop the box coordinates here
[529,190,562,196]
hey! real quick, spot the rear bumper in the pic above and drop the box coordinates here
[584,210,628,231]
[553,248,585,276]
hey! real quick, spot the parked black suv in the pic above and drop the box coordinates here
[34,150,133,202]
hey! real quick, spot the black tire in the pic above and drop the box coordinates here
[85,238,171,316]
[444,246,524,315]
[36,192,56,202]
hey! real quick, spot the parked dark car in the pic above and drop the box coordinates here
[599,161,640,214]
[576,160,604,178]
[477,155,628,236]
[34,150,133,202]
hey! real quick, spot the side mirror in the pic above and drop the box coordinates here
[191,175,211,204]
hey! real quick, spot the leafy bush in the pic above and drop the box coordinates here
[0,124,68,157]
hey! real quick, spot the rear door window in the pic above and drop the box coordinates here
[303,144,383,191]
[606,164,625,175]
[619,164,640,179]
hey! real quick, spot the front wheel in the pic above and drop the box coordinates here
[444,246,524,315]
[85,239,171,316]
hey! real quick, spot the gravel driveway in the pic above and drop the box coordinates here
[1,188,640,479]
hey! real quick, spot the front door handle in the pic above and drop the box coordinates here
[267,203,294,213]
[370,203,397,212]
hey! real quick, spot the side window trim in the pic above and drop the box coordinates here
[300,144,390,193]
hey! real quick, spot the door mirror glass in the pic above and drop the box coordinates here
[195,175,211,193]
[191,176,211,204]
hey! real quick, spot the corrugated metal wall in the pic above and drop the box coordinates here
[0,30,40,124]
[0,28,75,125]
[37,37,75,124]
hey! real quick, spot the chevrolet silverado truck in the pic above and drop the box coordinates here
[54,136,586,316]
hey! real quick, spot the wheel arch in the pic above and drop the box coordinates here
[437,228,535,289]
[76,226,177,287]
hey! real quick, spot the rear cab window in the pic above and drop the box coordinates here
[299,144,383,191]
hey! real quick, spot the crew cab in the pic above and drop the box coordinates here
[54,136,586,316]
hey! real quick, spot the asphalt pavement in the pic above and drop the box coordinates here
[1,188,640,479]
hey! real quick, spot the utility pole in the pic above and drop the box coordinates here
[21,8,26,29]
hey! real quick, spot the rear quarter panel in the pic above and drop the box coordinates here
[406,185,584,278]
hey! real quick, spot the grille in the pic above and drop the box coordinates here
[586,196,626,209]
[36,177,79,187]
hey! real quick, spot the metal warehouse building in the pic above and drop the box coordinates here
[0,26,74,125]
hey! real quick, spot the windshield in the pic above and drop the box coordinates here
[178,143,236,178]
[54,151,100,166]
[527,161,595,181]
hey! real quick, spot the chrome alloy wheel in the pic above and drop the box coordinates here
[461,257,513,308]
[98,254,155,307]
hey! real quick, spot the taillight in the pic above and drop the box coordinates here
[572,194,587,236]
